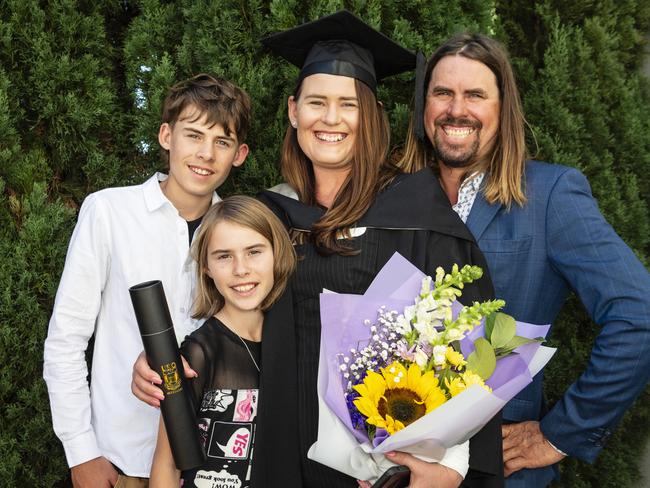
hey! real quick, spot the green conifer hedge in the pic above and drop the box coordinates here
[1,1,648,486]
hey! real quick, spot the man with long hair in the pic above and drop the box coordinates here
[400,33,650,487]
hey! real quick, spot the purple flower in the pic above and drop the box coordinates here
[345,390,366,431]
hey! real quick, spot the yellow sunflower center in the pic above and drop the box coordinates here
[378,388,426,427]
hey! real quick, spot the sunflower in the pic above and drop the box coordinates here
[353,361,447,435]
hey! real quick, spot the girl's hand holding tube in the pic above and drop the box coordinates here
[131,350,196,407]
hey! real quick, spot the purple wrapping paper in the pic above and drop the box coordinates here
[318,252,554,446]
[320,293,411,443]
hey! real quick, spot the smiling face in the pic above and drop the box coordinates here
[288,73,359,174]
[158,105,248,211]
[205,220,275,319]
[424,55,500,169]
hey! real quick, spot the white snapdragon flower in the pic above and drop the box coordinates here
[415,309,432,328]
[432,345,448,366]
[445,327,464,341]
[416,321,441,344]
[445,305,454,323]
[404,304,416,321]
[420,276,433,295]
[435,267,446,285]
[414,347,429,369]
[418,294,437,312]
[418,295,440,320]
[431,308,448,323]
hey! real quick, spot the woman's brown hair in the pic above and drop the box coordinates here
[399,33,528,207]
[191,196,296,318]
[281,79,397,254]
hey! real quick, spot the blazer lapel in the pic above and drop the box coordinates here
[466,191,502,241]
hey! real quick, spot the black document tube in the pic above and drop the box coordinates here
[129,280,205,470]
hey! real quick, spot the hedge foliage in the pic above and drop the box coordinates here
[1,0,648,486]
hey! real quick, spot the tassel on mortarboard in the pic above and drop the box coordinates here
[414,50,427,142]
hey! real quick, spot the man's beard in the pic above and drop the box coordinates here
[432,117,482,168]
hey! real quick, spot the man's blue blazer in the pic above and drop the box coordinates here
[465,161,650,487]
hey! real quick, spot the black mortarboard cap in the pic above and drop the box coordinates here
[261,10,416,93]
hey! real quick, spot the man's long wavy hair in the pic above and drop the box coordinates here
[400,33,527,207]
[281,78,398,254]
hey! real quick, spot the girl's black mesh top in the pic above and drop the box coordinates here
[179,316,261,488]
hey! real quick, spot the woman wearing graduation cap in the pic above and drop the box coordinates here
[258,10,504,488]
[131,10,503,488]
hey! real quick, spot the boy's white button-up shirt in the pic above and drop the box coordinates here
[43,173,217,476]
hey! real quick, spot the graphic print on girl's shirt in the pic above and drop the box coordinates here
[183,388,258,488]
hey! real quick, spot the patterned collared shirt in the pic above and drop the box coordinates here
[453,172,485,223]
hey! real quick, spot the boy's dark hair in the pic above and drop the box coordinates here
[160,74,251,163]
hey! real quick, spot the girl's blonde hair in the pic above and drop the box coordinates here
[191,195,296,318]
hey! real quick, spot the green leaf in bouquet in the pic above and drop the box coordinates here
[484,312,497,340]
[490,312,517,349]
[466,337,497,380]
[494,336,545,358]
[367,424,376,442]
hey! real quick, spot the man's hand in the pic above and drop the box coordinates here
[358,452,462,488]
[71,456,118,488]
[131,351,196,407]
[502,421,565,477]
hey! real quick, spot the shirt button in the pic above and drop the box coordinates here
[180,307,186,313]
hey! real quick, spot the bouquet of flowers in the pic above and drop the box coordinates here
[307,253,556,482]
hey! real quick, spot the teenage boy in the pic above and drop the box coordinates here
[43,74,250,487]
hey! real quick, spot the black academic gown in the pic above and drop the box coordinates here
[251,291,302,487]
[258,167,504,488]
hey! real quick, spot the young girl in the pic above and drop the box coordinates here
[149,195,296,488]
